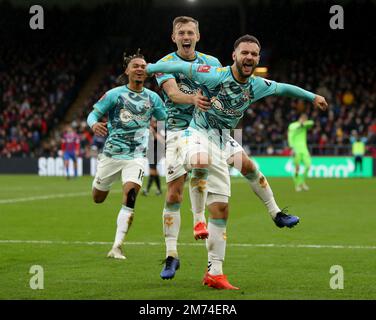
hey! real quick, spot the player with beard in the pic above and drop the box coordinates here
[148,34,328,289]
[157,17,303,283]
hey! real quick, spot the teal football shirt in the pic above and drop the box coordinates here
[155,51,221,131]
[87,85,166,159]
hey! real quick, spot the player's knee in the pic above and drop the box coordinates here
[208,195,229,220]
[92,191,107,203]
[240,157,256,176]
[125,188,138,209]
[209,203,228,220]
[166,190,183,204]
[219,203,228,216]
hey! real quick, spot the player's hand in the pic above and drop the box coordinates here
[193,89,211,112]
[313,95,328,111]
[92,122,108,136]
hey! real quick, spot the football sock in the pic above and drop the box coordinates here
[113,205,134,248]
[245,169,280,219]
[190,168,209,225]
[206,218,227,275]
[163,202,181,258]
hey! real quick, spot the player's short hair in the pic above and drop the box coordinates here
[122,48,145,69]
[233,34,261,50]
[117,48,145,85]
[172,16,199,33]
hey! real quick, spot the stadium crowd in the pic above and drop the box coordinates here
[1,1,375,158]
[242,53,376,156]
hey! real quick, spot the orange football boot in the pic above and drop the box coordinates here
[202,272,239,290]
[194,222,209,240]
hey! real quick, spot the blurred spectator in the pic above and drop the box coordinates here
[0,1,375,158]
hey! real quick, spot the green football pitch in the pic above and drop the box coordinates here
[0,175,375,300]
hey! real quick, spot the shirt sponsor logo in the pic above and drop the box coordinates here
[197,65,211,73]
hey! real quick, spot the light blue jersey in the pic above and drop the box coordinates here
[188,65,279,131]
[155,51,221,131]
[87,85,166,160]
[148,61,316,147]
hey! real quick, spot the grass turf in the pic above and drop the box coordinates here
[0,175,375,299]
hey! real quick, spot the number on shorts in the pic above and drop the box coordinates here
[138,169,144,181]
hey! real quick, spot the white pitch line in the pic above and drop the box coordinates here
[0,178,247,204]
[0,192,90,204]
[0,190,125,204]
[0,239,375,250]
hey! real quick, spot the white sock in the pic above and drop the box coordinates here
[206,219,227,275]
[245,169,280,219]
[163,203,181,258]
[190,168,209,225]
[113,205,134,248]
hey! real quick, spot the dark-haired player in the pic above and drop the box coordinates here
[156,17,301,285]
[87,50,166,259]
[148,34,328,289]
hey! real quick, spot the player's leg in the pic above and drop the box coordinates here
[189,151,210,239]
[160,175,184,279]
[203,197,238,290]
[227,149,280,219]
[72,154,78,178]
[108,158,144,260]
[301,152,311,191]
[108,181,141,259]
[354,156,362,175]
[354,156,359,173]
[186,129,211,239]
[92,188,109,203]
[143,166,156,195]
[154,168,162,195]
[203,163,238,290]
[293,153,302,191]
[160,131,186,279]
[91,154,120,203]
[63,152,70,178]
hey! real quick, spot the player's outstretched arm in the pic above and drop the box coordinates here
[147,61,192,78]
[275,83,328,110]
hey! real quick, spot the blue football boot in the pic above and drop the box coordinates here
[160,256,180,280]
